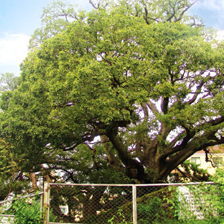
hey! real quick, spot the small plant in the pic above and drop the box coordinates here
[138,196,176,224]
[11,197,42,224]
[2,195,57,224]
[108,208,132,224]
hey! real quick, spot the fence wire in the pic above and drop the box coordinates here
[47,182,216,224]
[49,184,132,223]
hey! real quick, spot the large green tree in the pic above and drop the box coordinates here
[1,0,224,184]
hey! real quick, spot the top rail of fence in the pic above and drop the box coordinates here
[0,191,43,205]
[49,181,215,187]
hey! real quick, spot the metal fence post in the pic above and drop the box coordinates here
[40,194,43,219]
[43,182,50,224]
[132,185,137,224]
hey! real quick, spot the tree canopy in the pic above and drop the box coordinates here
[0,0,224,185]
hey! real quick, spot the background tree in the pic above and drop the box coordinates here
[0,73,21,92]
[0,0,224,186]
[0,73,30,200]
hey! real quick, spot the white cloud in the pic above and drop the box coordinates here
[0,33,30,73]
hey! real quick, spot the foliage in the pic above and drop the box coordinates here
[108,208,132,224]
[0,0,223,192]
[211,167,224,220]
[29,0,203,50]
[169,160,210,182]
[172,168,224,223]
[138,197,171,224]
[29,0,79,49]
[12,197,42,224]
[0,73,21,92]
[0,133,36,201]
[2,195,57,224]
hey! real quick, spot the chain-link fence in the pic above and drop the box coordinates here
[44,182,216,224]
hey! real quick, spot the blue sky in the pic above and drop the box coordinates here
[0,0,224,75]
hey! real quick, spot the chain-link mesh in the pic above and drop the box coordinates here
[136,183,217,224]
[177,183,218,221]
[47,182,216,224]
[136,185,173,224]
[49,184,133,223]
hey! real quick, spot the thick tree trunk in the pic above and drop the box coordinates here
[101,135,120,167]
[30,172,38,190]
